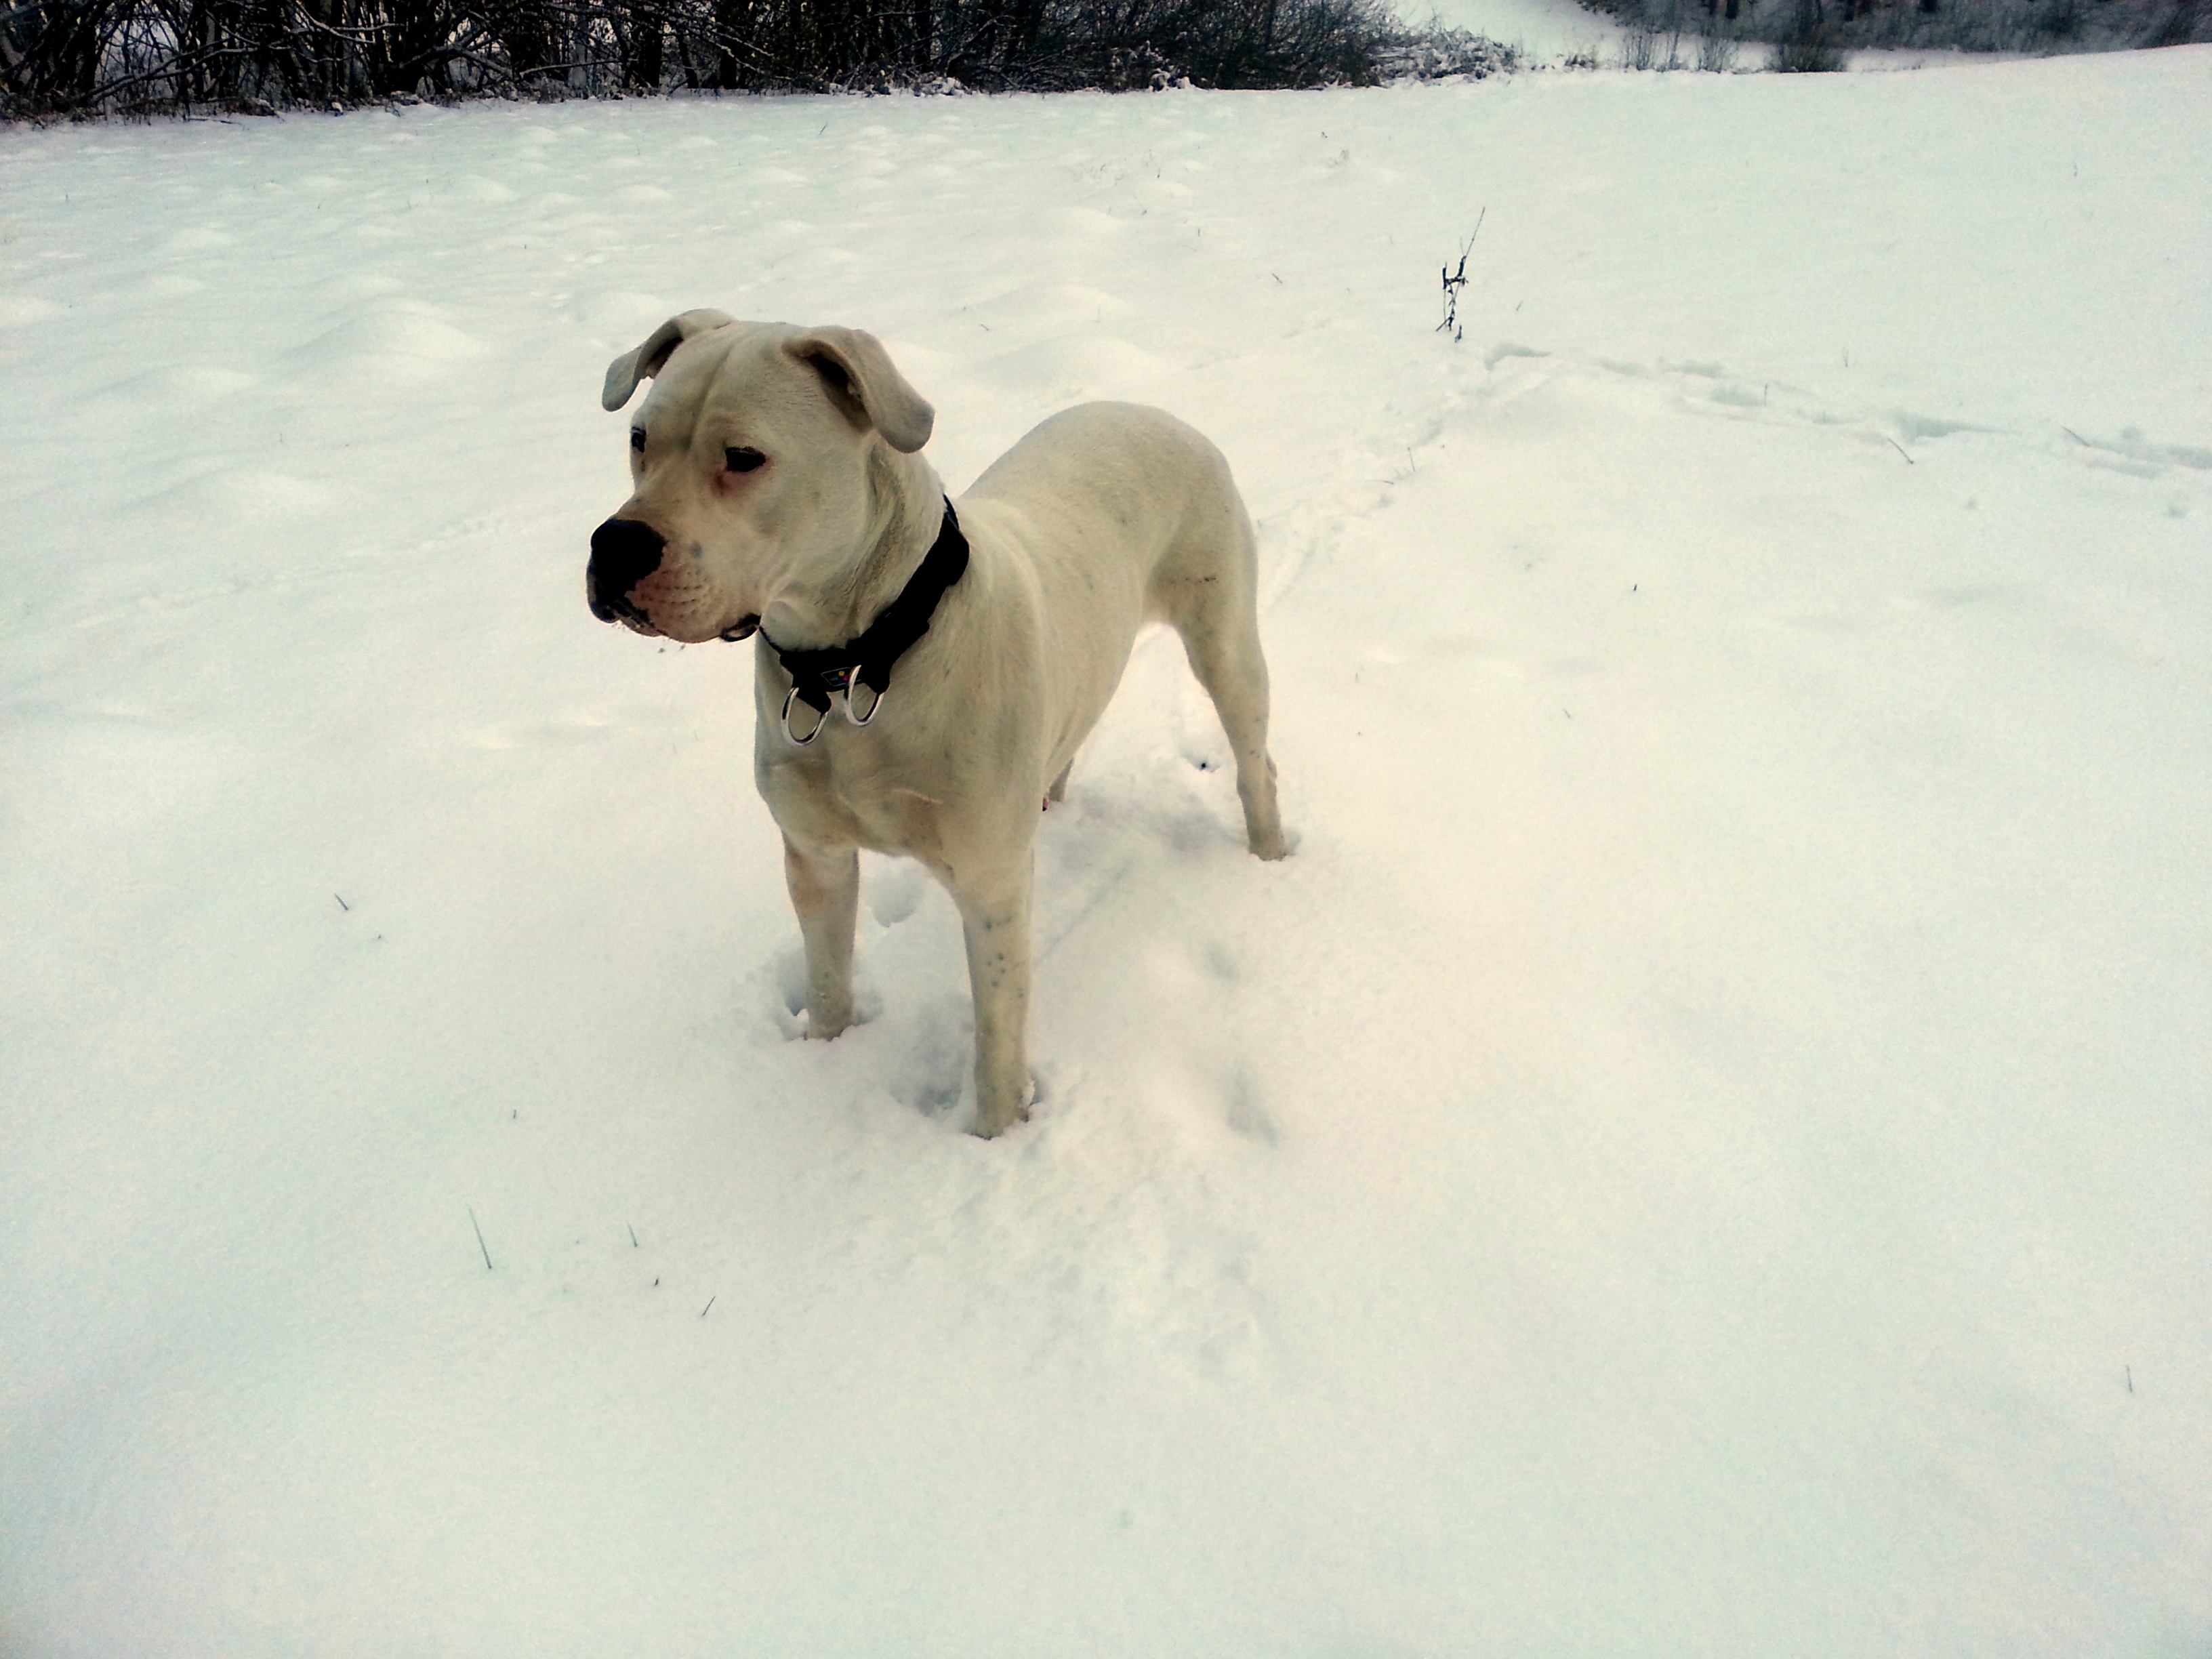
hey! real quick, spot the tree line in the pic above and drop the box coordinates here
[1,0,1511,117]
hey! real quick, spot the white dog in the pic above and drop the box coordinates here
[590,312,1286,1136]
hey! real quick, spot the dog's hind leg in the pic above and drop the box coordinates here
[783,836,859,1038]
[1152,487,1288,861]
[1183,621,1286,861]
[1164,561,1287,861]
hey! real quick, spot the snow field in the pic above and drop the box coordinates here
[3,47,2209,1658]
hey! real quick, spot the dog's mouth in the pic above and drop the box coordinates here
[602,609,758,645]
[588,587,755,645]
[586,577,662,636]
[583,555,759,646]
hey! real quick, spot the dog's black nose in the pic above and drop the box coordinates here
[588,517,665,623]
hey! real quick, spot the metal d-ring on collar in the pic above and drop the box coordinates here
[759,497,970,747]
[778,668,882,746]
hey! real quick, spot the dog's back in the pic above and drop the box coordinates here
[955,403,1266,805]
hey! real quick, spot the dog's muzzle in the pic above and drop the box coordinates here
[587,516,665,628]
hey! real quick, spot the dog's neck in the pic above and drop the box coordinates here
[760,445,947,651]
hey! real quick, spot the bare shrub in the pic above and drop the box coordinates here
[0,0,1519,118]
[2143,0,2205,43]
[1587,0,2186,60]
[1617,1,1698,68]
[2034,0,2082,38]
[1771,0,1845,68]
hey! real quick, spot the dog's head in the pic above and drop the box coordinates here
[587,312,935,644]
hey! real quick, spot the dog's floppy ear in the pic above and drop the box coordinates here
[785,327,935,454]
[601,309,735,411]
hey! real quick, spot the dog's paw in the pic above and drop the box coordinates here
[968,1072,1041,1140]
[968,1105,1029,1140]
[779,987,867,1042]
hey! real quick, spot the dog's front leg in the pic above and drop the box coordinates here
[951,859,1036,1137]
[783,835,859,1039]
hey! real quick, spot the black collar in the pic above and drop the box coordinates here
[760,498,969,720]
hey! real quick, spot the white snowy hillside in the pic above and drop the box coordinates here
[5,47,2209,1659]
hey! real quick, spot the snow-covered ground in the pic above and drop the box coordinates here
[1415,0,1621,63]
[5,47,2209,1659]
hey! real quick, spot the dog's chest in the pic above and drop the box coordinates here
[759,744,947,865]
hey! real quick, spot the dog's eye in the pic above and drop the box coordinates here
[725,447,766,474]
[630,427,646,453]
